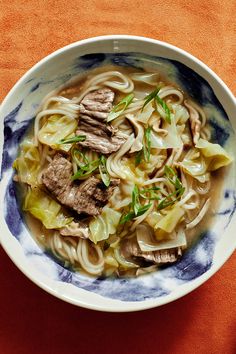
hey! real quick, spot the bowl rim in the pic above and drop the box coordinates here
[0,34,236,312]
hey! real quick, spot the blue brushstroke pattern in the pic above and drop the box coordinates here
[209,119,230,146]
[30,83,40,92]
[1,101,31,177]
[4,180,23,239]
[168,231,215,281]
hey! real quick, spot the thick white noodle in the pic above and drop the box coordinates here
[159,86,184,104]
[142,177,166,186]
[77,239,104,275]
[178,190,200,210]
[186,198,210,229]
[34,107,78,146]
[82,71,134,93]
[106,134,135,179]
[48,232,104,275]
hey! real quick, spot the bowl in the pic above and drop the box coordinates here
[0,35,236,312]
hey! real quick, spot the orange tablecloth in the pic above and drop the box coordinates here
[0,1,235,353]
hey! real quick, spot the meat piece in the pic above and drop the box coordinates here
[80,115,117,137]
[42,154,72,199]
[79,118,115,137]
[76,124,126,154]
[60,220,90,238]
[42,154,120,216]
[80,88,115,121]
[121,237,181,264]
[77,88,126,154]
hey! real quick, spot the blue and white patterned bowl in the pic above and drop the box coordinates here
[0,35,236,312]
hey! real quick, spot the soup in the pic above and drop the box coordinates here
[13,66,233,277]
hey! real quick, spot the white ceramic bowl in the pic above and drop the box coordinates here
[0,35,236,312]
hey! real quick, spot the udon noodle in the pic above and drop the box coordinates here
[13,66,233,277]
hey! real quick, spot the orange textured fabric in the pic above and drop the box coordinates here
[0,1,235,354]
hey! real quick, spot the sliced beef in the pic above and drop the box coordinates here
[121,237,181,264]
[76,125,126,154]
[77,88,126,154]
[42,154,119,216]
[79,116,115,136]
[79,119,114,137]
[80,88,115,120]
[60,220,90,238]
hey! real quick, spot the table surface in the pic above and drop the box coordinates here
[0,1,235,353]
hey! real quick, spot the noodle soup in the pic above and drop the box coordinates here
[13,66,233,277]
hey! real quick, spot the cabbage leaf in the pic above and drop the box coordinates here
[38,114,77,147]
[13,138,40,186]
[150,118,183,149]
[154,205,185,233]
[89,207,121,243]
[137,224,187,251]
[195,138,233,170]
[24,188,73,229]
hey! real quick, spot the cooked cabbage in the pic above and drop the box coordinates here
[24,188,73,229]
[154,205,185,233]
[38,114,77,147]
[136,102,155,124]
[181,139,233,182]
[137,224,187,251]
[104,248,119,267]
[171,103,189,124]
[150,118,183,149]
[195,138,233,170]
[13,138,40,186]
[181,148,209,181]
[89,207,121,243]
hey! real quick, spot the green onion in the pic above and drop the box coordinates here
[132,185,140,216]
[71,159,100,180]
[119,184,153,224]
[107,93,134,122]
[139,186,160,201]
[135,126,152,166]
[141,87,160,111]
[155,95,171,124]
[72,149,89,167]
[156,166,185,210]
[143,126,151,162]
[119,203,152,224]
[141,87,171,124]
[59,135,86,144]
[99,155,110,187]
[135,150,143,166]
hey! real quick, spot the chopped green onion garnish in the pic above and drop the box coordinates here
[143,126,151,162]
[142,87,160,111]
[155,96,171,124]
[72,149,89,167]
[156,166,185,210]
[107,93,134,122]
[59,135,86,144]
[135,150,143,166]
[141,87,171,124]
[71,159,100,180]
[135,126,152,166]
[99,155,110,187]
[119,203,152,224]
